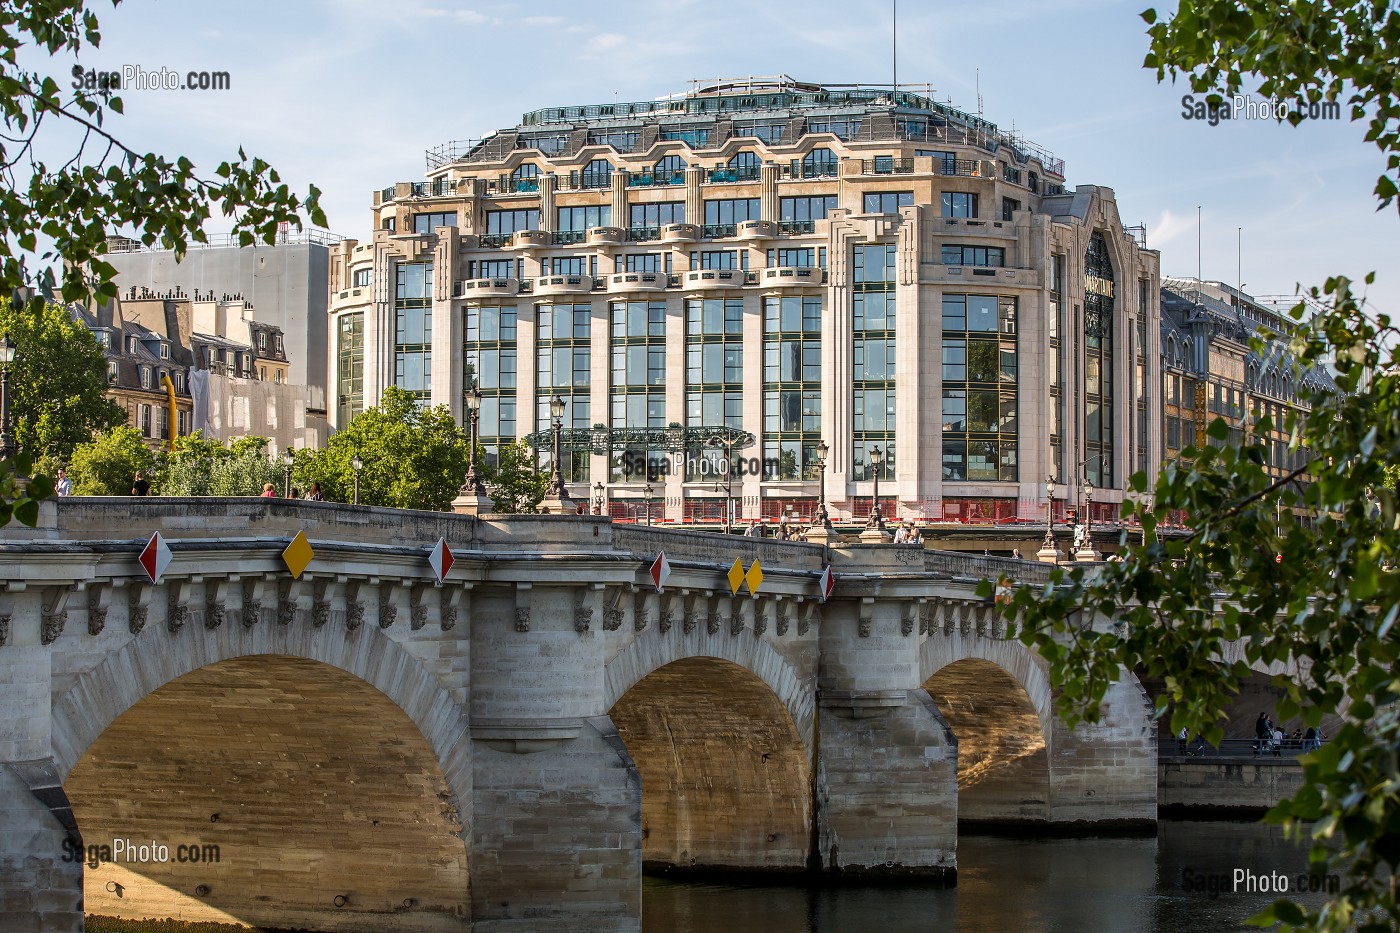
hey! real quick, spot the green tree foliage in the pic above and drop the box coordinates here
[1142,0,1400,207]
[482,439,546,514]
[987,6,1400,929]
[0,298,124,462]
[0,0,322,525]
[68,425,154,495]
[156,432,280,497]
[295,387,470,511]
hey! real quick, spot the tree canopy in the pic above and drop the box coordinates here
[67,423,153,495]
[988,5,1400,929]
[0,0,321,525]
[0,297,124,463]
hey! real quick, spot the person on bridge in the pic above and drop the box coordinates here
[260,483,276,498]
[131,472,150,496]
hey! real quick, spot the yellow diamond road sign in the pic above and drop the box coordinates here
[283,531,315,579]
[727,557,745,595]
[745,560,763,597]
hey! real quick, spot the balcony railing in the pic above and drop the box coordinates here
[1002,165,1023,184]
[861,158,915,175]
[778,220,815,235]
[702,224,737,239]
[552,230,586,245]
[479,233,513,248]
[491,177,539,194]
[626,226,660,242]
[628,172,685,187]
[936,159,983,177]
[785,165,839,179]
[381,186,396,201]
[706,166,762,184]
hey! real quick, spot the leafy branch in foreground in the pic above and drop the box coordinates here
[0,0,324,525]
[1142,0,1400,208]
[990,276,1398,931]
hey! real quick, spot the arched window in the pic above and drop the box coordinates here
[510,163,540,193]
[1083,233,1115,487]
[653,155,687,185]
[797,148,838,178]
[727,150,762,180]
[579,159,612,189]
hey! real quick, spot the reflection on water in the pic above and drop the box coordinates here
[643,821,1330,933]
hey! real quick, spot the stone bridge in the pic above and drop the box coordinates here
[0,499,1158,933]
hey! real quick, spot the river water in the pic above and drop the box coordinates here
[642,821,1333,932]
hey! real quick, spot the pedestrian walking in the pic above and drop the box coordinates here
[307,482,325,501]
[55,468,72,497]
[131,472,151,496]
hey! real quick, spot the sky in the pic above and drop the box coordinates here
[28,0,1399,313]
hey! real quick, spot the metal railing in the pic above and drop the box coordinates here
[702,224,736,238]
[1162,738,1312,759]
[626,226,660,242]
[861,158,915,175]
[778,220,815,235]
[104,228,343,253]
[627,172,685,187]
[938,159,983,177]
[478,233,513,248]
[552,231,586,245]
[706,166,762,184]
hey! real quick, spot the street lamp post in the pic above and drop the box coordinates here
[0,333,16,462]
[643,482,653,526]
[282,447,295,498]
[706,433,742,533]
[451,386,496,516]
[593,481,605,516]
[805,439,840,544]
[860,445,892,542]
[351,454,362,506]
[1076,474,1099,561]
[541,395,574,514]
[1037,475,1060,563]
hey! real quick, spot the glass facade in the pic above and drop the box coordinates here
[851,245,895,481]
[940,295,1018,482]
[686,298,744,480]
[464,304,518,469]
[536,303,593,481]
[1084,233,1115,486]
[763,296,822,479]
[610,301,668,482]
[394,262,432,400]
[336,312,363,427]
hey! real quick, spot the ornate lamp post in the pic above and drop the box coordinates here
[1076,474,1098,561]
[540,395,574,514]
[1037,474,1060,564]
[593,481,605,516]
[860,444,892,542]
[805,439,839,544]
[643,482,653,526]
[351,454,363,506]
[0,333,15,462]
[282,447,295,498]
[452,386,496,515]
[707,432,742,533]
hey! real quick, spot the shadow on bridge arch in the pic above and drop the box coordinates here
[56,625,472,933]
[921,640,1055,825]
[608,656,813,876]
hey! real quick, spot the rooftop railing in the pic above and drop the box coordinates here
[104,229,343,253]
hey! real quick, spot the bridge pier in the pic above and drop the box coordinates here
[1046,674,1158,827]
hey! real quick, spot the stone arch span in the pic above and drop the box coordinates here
[53,623,472,932]
[608,656,813,875]
[604,627,816,750]
[919,635,1055,752]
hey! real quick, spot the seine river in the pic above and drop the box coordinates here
[643,821,1333,933]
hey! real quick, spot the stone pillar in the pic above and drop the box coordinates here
[1047,671,1157,827]
[814,578,958,879]
[468,581,641,932]
[0,640,82,933]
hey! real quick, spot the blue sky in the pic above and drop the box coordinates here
[35,0,1399,312]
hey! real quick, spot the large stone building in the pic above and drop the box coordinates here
[105,232,336,413]
[1159,278,1331,484]
[331,77,1162,526]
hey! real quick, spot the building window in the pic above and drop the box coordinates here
[763,295,823,480]
[536,303,592,481]
[650,155,688,184]
[485,209,540,236]
[351,268,372,288]
[383,217,396,232]
[140,404,152,437]
[577,159,612,189]
[941,192,978,218]
[629,202,684,229]
[555,205,611,243]
[940,294,1018,483]
[863,191,913,214]
[1001,197,1021,221]
[794,148,839,178]
[723,150,762,181]
[139,366,152,389]
[941,245,1005,267]
[413,212,457,234]
[769,248,815,268]
[734,122,785,144]
[659,127,710,147]
[1084,232,1116,486]
[703,198,760,232]
[523,134,568,156]
[685,298,744,478]
[159,343,170,359]
[586,129,639,151]
[610,301,668,481]
[623,253,662,273]
[807,119,861,140]
[851,244,896,481]
[107,361,118,383]
[464,305,518,462]
[257,331,267,351]
[474,259,516,279]
[394,262,433,401]
[779,195,837,222]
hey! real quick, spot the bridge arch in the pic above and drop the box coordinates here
[604,626,815,748]
[919,635,1055,750]
[53,622,472,931]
